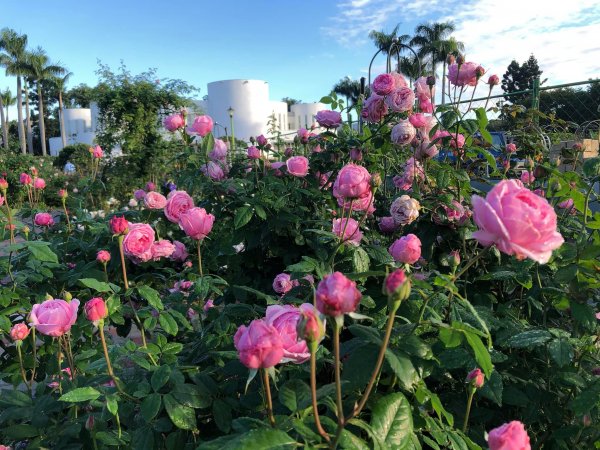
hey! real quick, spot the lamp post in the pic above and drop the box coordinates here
[227,107,235,155]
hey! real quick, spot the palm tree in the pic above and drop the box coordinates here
[0,28,28,154]
[399,55,425,87]
[2,88,16,121]
[52,71,72,149]
[0,87,16,149]
[22,47,65,156]
[368,24,411,73]
[436,37,464,104]
[333,77,363,106]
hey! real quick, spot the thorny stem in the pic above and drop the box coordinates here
[117,236,129,290]
[16,343,30,392]
[99,323,137,400]
[262,369,276,427]
[310,346,330,442]
[197,240,203,277]
[30,328,37,385]
[331,321,345,449]
[462,388,476,432]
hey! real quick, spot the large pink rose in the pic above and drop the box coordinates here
[316,272,362,317]
[265,304,312,364]
[202,161,226,181]
[144,191,167,209]
[163,113,185,132]
[372,73,396,95]
[151,239,175,260]
[187,115,214,137]
[471,179,564,264]
[30,298,80,337]
[286,156,309,177]
[448,62,479,87]
[385,87,415,113]
[315,110,342,128]
[332,218,362,246]
[389,234,421,264]
[336,190,375,214]
[390,72,408,88]
[487,421,531,450]
[164,190,194,223]
[234,319,284,369]
[122,223,156,263]
[408,113,428,128]
[362,94,388,122]
[333,163,371,199]
[209,139,228,161]
[34,212,54,227]
[391,120,416,146]
[433,130,465,149]
[178,207,215,240]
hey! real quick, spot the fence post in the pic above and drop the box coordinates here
[531,77,540,110]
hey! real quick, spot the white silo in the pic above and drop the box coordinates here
[290,103,327,130]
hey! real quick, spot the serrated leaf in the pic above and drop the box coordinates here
[164,393,197,430]
[353,246,370,273]
[59,387,101,403]
[505,329,552,348]
[279,379,311,412]
[370,393,413,446]
[548,338,574,367]
[159,312,178,336]
[79,278,113,293]
[137,285,164,311]
[27,242,58,263]
[141,393,162,422]
[479,371,503,406]
[234,206,253,229]
[151,365,171,392]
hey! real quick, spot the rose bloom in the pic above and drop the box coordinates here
[178,207,215,240]
[315,110,342,128]
[349,148,363,161]
[84,297,108,323]
[164,190,194,223]
[418,94,433,113]
[415,140,439,160]
[433,130,465,149]
[0,177,8,190]
[520,171,535,184]
[316,272,362,317]
[33,178,46,189]
[122,223,156,263]
[203,299,215,312]
[391,120,417,146]
[379,216,397,233]
[109,215,129,234]
[265,304,313,364]
[333,163,371,199]
[146,181,156,192]
[34,212,55,227]
[286,156,309,177]
[10,323,30,341]
[384,268,409,297]
[169,240,188,262]
[433,200,471,226]
[488,421,531,450]
[472,179,564,264]
[273,273,295,294]
[133,189,146,201]
[30,298,80,337]
[506,143,517,153]
[247,146,261,159]
[389,71,408,88]
[389,234,422,264]
[558,198,574,209]
[234,319,284,369]
[209,139,228,161]
[408,113,428,128]
[372,73,396,95]
[297,128,310,143]
[448,62,479,87]
[466,368,485,388]
[96,250,111,264]
[337,190,375,214]
[488,74,500,86]
[385,86,415,113]
[201,161,226,181]
[390,195,420,226]
[270,161,286,177]
[151,239,176,260]
[144,191,167,209]
[256,134,268,146]
[415,76,433,99]
[332,218,363,246]
[163,113,185,132]
[362,94,388,122]
[20,173,32,185]
[187,115,214,137]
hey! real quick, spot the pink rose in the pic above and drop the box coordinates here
[134,189,146,201]
[378,216,397,233]
[202,161,226,181]
[296,304,325,343]
[448,62,479,87]
[247,146,261,159]
[164,113,185,132]
[362,94,388,122]
[297,128,310,143]
[109,216,129,235]
[466,368,485,388]
[337,190,375,214]
[92,145,104,159]
[122,223,156,263]
[146,181,156,192]
[286,156,309,177]
[418,95,433,113]
[415,140,439,160]
[408,113,428,128]
[209,139,228,161]
[558,198,574,209]
[390,195,420,225]
[471,179,564,264]
[203,299,214,312]
[385,87,415,113]
[520,171,535,184]
[391,120,416,146]
[433,130,465,149]
[506,143,517,153]
[20,173,32,185]
[488,74,500,86]
[187,115,214,137]
[372,73,396,95]
[30,298,80,337]
[265,304,312,364]
[34,212,54,227]
[349,148,363,161]
[256,134,268,146]
[234,319,284,369]
[178,207,215,240]
[384,268,409,298]
[332,218,362,246]
[333,163,371,199]
[10,323,30,341]
[33,178,46,189]
[389,234,421,264]
[96,250,111,264]
[488,421,531,450]
[84,297,108,323]
[316,272,362,317]
[144,191,167,209]
[270,161,286,177]
[171,240,188,261]
[151,239,175,260]
[415,76,433,99]
[164,190,194,223]
[273,273,295,294]
[315,110,342,128]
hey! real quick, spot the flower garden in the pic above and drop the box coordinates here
[1,56,599,450]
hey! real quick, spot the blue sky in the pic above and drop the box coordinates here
[1,0,599,106]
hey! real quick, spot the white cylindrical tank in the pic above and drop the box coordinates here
[207,80,270,142]
[268,101,288,133]
[290,103,327,130]
[63,108,92,137]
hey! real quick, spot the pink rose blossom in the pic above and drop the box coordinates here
[385,87,415,113]
[391,120,416,146]
[378,216,397,233]
[84,297,108,323]
[297,128,310,144]
[448,62,479,87]
[30,298,80,337]
[270,161,286,176]
[247,146,261,159]
[203,299,215,312]
[415,76,433,99]
[315,110,342,128]
[362,94,388,122]
[256,134,268,146]
[520,171,535,184]
[389,72,408,88]
[10,323,30,341]
[316,272,362,317]
[34,212,54,227]
[187,115,214,137]
[558,198,574,209]
[488,74,500,86]
[144,191,167,209]
[33,178,46,189]
[384,268,408,297]
[122,223,156,263]
[273,273,295,295]
[145,182,156,192]
[201,161,226,181]
[92,145,104,159]
[164,113,185,132]
[466,368,485,388]
[337,191,375,214]
[332,218,363,245]
[415,140,439,160]
[506,143,517,153]
[333,164,371,199]
[234,319,284,369]
[265,304,312,364]
[209,139,228,161]
[170,240,188,261]
[109,216,129,235]
[151,239,176,260]
[134,189,146,201]
[286,156,309,177]
[96,250,111,264]
[390,195,420,225]
[178,207,215,240]
[349,148,363,161]
[20,173,32,185]
[471,179,564,264]
[372,73,396,95]
[164,190,194,223]
[408,113,428,128]
[487,421,531,450]
[389,234,422,264]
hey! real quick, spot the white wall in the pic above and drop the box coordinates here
[290,103,327,130]
[268,101,288,132]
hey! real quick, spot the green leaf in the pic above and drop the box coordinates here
[3,424,39,439]
[164,393,197,431]
[137,285,164,311]
[172,383,212,409]
[59,387,101,403]
[439,327,463,348]
[570,382,600,415]
[548,338,574,367]
[159,312,179,336]
[479,371,503,406]
[506,329,552,348]
[0,389,33,407]
[151,365,172,392]
[462,331,493,377]
[197,428,295,450]
[79,278,113,293]
[385,349,419,390]
[234,206,253,229]
[279,379,311,412]
[352,246,370,273]
[370,393,413,446]
[212,398,232,433]
[106,394,119,416]
[141,393,162,422]
[320,96,333,104]
[27,242,58,263]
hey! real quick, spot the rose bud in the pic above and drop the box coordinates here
[466,368,485,389]
[456,54,465,65]
[58,189,68,199]
[475,65,485,78]
[85,415,95,431]
[84,297,108,324]
[296,304,326,349]
[371,172,382,188]
[447,54,456,65]
[109,216,129,235]
[0,177,8,192]
[448,250,461,268]
[488,74,500,86]
[96,250,111,264]
[383,268,411,310]
[10,323,30,342]
[426,75,436,87]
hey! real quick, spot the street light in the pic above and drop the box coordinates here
[227,107,235,155]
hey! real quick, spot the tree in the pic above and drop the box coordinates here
[21,47,65,156]
[65,83,94,108]
[51,72,72,149]
[501,54,543,104]
[0,87,16,149]
[332,77,363,106]
[368,24,411,75]
[398,55,425,86]
[281,97,300,112]
[0,28,28,153]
